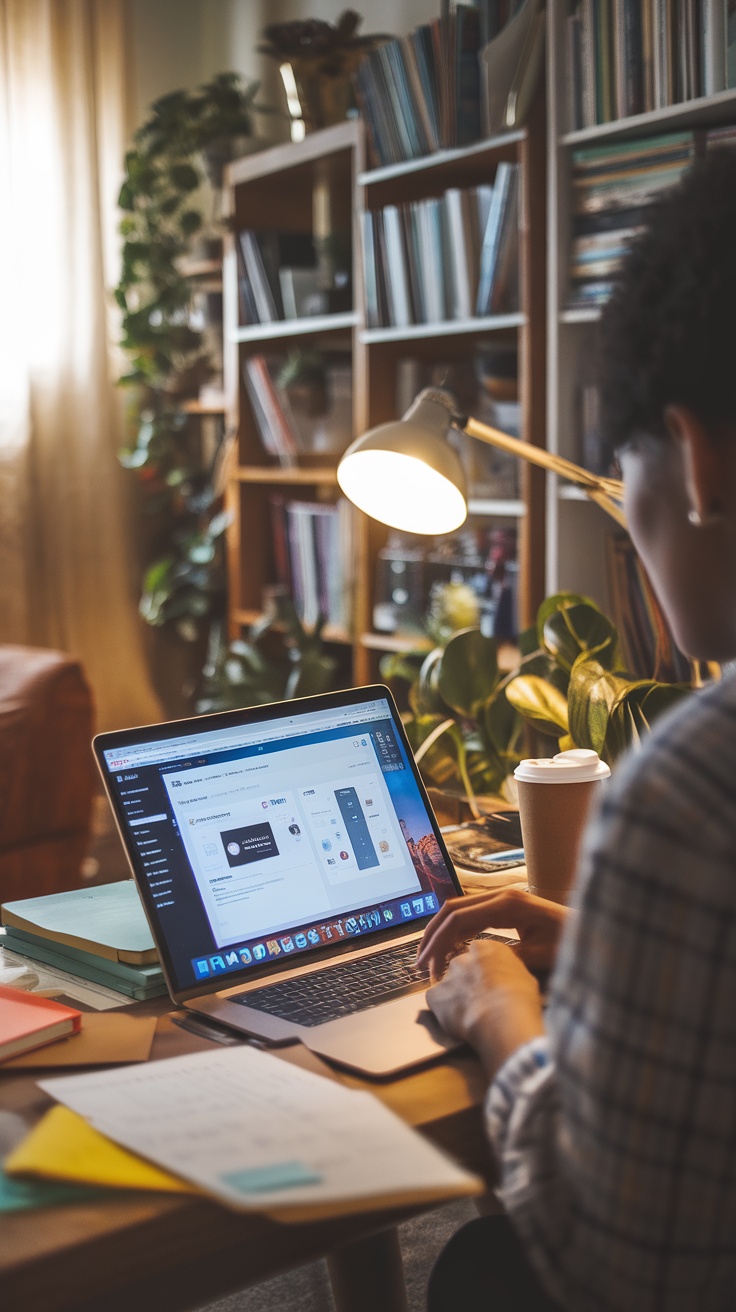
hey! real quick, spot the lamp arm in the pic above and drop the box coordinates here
[462,415,626,528]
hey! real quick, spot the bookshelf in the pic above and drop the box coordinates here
[223,102,546,687]
[546,0,736,612]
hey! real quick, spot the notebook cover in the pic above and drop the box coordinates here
[0,986,81,1063]
[1,881,157,965]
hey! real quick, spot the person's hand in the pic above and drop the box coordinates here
[426,939,544,1079]
[416,886,570,981]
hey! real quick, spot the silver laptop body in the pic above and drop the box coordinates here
[94,686,471,1076]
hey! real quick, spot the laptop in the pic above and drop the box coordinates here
[94,685,515,1077]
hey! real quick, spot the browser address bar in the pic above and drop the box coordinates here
[105,708,387,766]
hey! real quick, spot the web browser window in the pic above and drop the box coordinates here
[97,692,458,993]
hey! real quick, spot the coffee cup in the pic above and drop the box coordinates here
[513,749,611,904]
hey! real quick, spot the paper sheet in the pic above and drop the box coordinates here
[5,1105,194,1193]
[40,1047,480,1218]
[1,1013,157,1068]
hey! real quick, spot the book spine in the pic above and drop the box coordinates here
[476,163,511,316]
[702,0,726,94]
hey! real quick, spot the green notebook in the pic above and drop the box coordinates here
[1,929,167,1000]
[1,881,157,965]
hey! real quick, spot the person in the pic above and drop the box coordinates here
[417,147,736,1312]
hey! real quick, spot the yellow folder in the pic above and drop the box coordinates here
[5,1105,197,1194]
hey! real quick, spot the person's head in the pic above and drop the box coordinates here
[600,147,736,662]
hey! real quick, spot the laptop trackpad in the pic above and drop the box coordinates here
[301,991,463,1078]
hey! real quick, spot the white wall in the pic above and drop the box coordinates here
[127,0,440,132]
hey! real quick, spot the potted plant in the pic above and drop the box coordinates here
[393,593,694,820]
[258,10,389,134]
[196,592,338,713]
[116,73,268,668]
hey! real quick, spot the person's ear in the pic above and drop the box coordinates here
[664,404,724,527]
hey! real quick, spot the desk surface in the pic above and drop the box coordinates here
[0,998,493,1312]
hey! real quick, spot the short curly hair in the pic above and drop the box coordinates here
[599,146,736,455]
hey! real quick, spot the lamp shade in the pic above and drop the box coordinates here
[337,390,467,534]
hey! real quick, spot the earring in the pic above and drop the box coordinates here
[688,508,723,528]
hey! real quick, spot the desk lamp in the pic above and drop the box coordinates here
[336,388,626,532]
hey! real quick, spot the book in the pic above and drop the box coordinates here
[243,355,299,465]
[476,162,515,316]
[0,986,81,1063]
[1,927,166,999]
[1,880,157,966]
[480,0,545,133]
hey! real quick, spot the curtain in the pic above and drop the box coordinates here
[0,0,161,730]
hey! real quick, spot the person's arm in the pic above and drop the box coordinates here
[474,700,736,1311]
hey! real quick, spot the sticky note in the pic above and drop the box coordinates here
[221,1161,321,1194]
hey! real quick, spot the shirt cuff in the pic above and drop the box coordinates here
[486,1034,551,1149]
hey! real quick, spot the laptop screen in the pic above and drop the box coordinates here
[95,687,460,997]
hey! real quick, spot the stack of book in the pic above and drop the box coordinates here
[243,354,353,466]
[236,231,321,325]
[567,0,708,129]
[1,882,166,1001]
[569,131,694,306]
[271,497,353,631]
[362,165,519,328]
[354,6,484,167]
[707,122,736,152]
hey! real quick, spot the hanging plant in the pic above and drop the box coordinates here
[116,73,267,643]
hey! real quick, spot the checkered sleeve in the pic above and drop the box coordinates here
[486,675,736,1312]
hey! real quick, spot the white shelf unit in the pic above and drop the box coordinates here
[546,0,736,609]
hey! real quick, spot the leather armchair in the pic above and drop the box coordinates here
[0,647,95,901]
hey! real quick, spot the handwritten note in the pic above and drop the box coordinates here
[40,1047,480,1218]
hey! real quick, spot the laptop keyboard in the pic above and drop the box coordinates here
[232,934,516,1028]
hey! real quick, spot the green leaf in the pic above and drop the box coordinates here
[567,655,629,755]
[169,163,200,192]
[436,628,499,720]
[541,596,621,673]
[179,209,203,235]
[505,674,569,734]
[411,649,446,717]
[603,680,690,762]
[483,686,522,759]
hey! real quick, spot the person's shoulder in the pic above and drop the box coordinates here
[593,668,736,871]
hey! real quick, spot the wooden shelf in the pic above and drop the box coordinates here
[232,608,352,645]
[467,498,526,518]
[233,312,358,345]
[359,631,433,654]
[361,314,524,345]
[181,398,228,415]
[358,130,526,186]
[559,306,603,324]
[234,465,339,485]
[561,86,736,147]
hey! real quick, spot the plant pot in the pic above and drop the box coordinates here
[278,52,366,134]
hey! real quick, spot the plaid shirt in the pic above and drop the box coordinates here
[488,671,736,1311]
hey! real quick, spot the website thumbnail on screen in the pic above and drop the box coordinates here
[104,699,457,988]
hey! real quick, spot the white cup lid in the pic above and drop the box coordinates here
[514,748,611,784]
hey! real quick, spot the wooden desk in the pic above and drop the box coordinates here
[0,1000,494,1312]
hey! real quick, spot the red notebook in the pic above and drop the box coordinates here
[0,986,82,1063]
